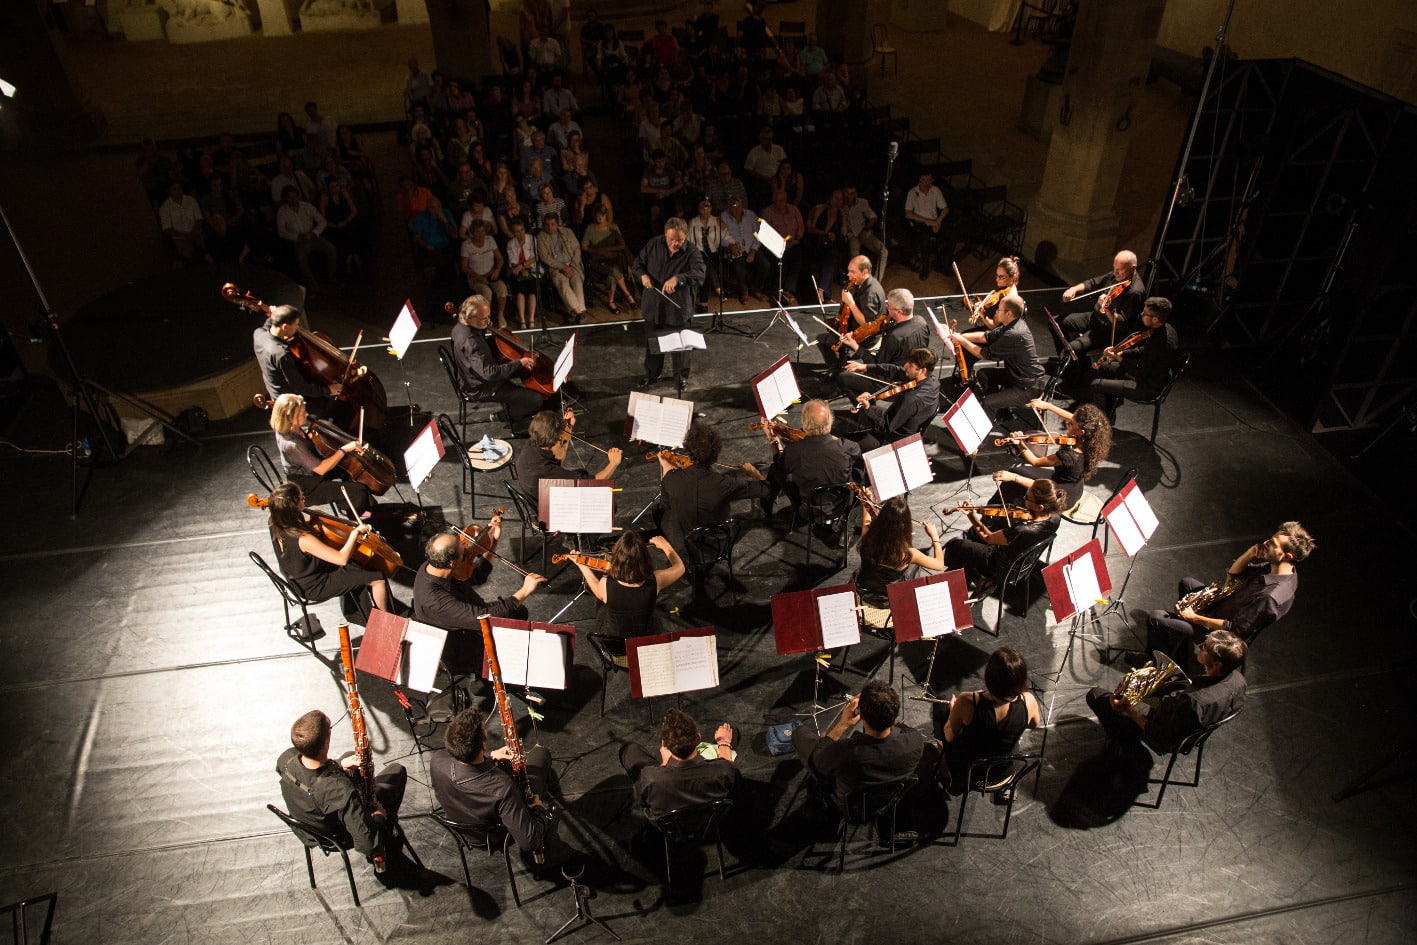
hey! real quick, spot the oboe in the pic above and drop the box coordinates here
[337,621,385,872]
[478,615,545,864]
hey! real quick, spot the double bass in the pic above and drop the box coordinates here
[247,493,403,577]
[443,301,556,397]
[224,282,388,429]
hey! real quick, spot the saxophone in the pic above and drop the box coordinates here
[1176,575,1240,614]
[337,622,385,872]
[1114,651,1191,705]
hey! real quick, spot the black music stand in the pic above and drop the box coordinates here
[545,862,619,944]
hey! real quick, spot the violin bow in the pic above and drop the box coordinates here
[340,486,362,523]
[337,330,364,390]
[810,275,830,314]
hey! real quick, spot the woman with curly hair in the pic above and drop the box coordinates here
[991,399,1112,511]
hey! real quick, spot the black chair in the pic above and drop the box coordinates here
[684,518,742,599]
[789,484,856,567]
[268,803,425,907]
[503,482,552,576]
[437,344,503,442]
[643,797,733,886]
[1133,352,1192,445]
[950,753,1040,843]
[250,551,324,646]
[437,412,485,518]
[1133,708,1240,809]
[586,632,629,717]
[430,810,522,907]
[975,536,1054,638]
[808,774,918,872]
[247,443,282,494]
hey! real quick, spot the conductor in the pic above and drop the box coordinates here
[632,216,705,395]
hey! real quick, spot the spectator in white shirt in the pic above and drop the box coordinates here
[276,185,338,291]
[460,220,509,326]
[742,125,786,206]
[904,171,950,280]
[159,181,209,264]
[303,101,338,151]
[270,156,315,205]
[541,75,579,121]
[720,197,768,304]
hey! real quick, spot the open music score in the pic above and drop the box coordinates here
[1102,479,1159,557]
[655,328,708,353]
[626,390,694,447]
[626,627,719,698]
[553,332,577,391]
[887,569,973,641]
[388,299,420,360]
[538,478,615,533]
[771,583,862,654]
[863,432,933,502]
[925,303,953,349]
[356,609,448,693]
[1041,538,1113,623]
[942,388,992,456]
[403,417,445,491]
[481,618,575,690]
[751,355,801,423]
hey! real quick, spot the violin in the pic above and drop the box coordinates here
[254,394,396,495]
[851,482,932,528]
[832,313,890,352]
[224,282,388,429]
[971,286,1010,323]
[1097,279,1132,316]
[1092,327,1155,369]
[552,551,611,572]
[443,301,556,397]
[835,297,853,335]
[645,449,739,471]
[850,377,921,413]
[452,508,504,582]
[247,493,403,577]
[994,432,1077,448]
[749,419,807,442]
[941,502,1037,522]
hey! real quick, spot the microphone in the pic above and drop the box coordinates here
[889,140,899,159]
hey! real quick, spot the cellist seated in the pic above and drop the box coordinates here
[451,293,547,435]
[265,481,401,616]
[270,393,375,517]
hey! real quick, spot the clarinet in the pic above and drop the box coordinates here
[478,616,546,864]
[337,622,385,872]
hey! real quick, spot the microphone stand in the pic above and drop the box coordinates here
[877,140,899,283]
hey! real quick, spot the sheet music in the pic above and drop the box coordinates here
[631,397,694,447]
[526,629,569,689]
[553,333,576,391]
[1064,552,1103,611]
[388,300,420,360]
[403,419,445,491]
[897,437,934,491]
[754,359,800,421]
[634,643,678,698]
[914,581,958,638]
[401,619,448,693]
[1124,485,1159,540]
[945,391,991,454]
[669,634,718,692]
[756,218,786,258]
[782,310,811,347]
[927,305,952,347]
[816,591,861,648]
[547,483,614,532]
[491,625,531,685]
[863,444,906,502]
[657,329,708,353]
[1106,504,1145,558]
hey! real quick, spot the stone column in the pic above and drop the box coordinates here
[254,0,295,36]
[0,0,105,150]
[1027,0,1167,276]
[424,0,494,83]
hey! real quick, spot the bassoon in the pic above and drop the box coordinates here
[337,621,385,872]
[478,615,545,864]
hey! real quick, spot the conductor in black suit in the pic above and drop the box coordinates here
[632,216,705,394]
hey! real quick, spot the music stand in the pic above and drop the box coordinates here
[386,299,422,419]
[1095,477,1159,658]
[545,862,619,944]
[862,432,933,503]
[625,627,719,715]
[751,217,789,341]
[751,355,802,427]
[625,390,694,523]
[553,331,579,410]
[357,609,452,744]
[482,617,576,726]
[888,569,972,698]
[402,417,446,530]
[1040,539,1113,681]
[939,389,992,501]
[771,584,861,732]
[1042,305,1077,398]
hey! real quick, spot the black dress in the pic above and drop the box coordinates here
[598,578,658,638]
[938,693,1030,790]
[272,527,378,603]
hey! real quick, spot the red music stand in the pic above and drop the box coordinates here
[624,627,719,700]
[887,569,972,696]
[1041,538,1114,677]
[771,584,861,732]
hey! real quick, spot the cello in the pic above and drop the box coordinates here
[224,282,388,429]
[253,394,396,495]
[247,493,403,578]
[443,301,556,397]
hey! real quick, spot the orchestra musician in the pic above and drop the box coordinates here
[1086,297,1180,423]
[253,304,352,428]
[633,216,705,395]
[943,478,1065,588]
[570,531,684,645]
[1060,249,1148,360]
[990,400,1112,512]
[269,393,375,517]
[846,347,940,453]
[266,481,400,616]
[412,529,547,676]
[655,421,767,559]
[430,706,553,857]
[814,255,887,375]
[856,495,944,622]
[620,707,738,823]
[760,399,862,519]
[969,257,1022,326]
[513,408,623,505]
[948,295,1045,420]
[836,287,931,397]
[451,293,548,435]
[932,646,1041,796]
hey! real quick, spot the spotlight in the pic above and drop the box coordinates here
[0,78,15,99]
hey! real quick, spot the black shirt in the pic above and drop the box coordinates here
[254,319,325,402]
[658,464,767,553]
[982,318,1044,391]
[858,316,931,381]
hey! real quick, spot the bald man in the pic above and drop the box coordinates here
[1060,250,1148,359]
[761,398,862,517]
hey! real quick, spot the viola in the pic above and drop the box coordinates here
[253,394,395,495]
[850,377,921,413]
[749,419,807,442]
[552,551,611,572]
[994,432,1077,448]
[646,449,738,471]
[941,502,1037,522]
[945,312,970,382]
[1097,279,1132,316]
[1092,327,1155,369]
[452,508,505,582]
[224,282,388,429]
[832,313,890,352]
[247,493,403,577]
[835,298,852,335]
[971,286,1011,323]
[443,301,556,396]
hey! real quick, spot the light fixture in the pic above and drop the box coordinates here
[0,78,15,99]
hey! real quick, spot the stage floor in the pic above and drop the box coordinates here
[0,294,1413,945]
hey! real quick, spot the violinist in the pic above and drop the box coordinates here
[412,529,547,676]
[846,347,940,453]
[969,257,1022,327]
[857,495,944,619]
[254,305,352,429]
[269,393,376,517]
[267,481,400,616]
[1060,249,1147,359]
[513,408,623,508]
[836,287,930,397]
[948,295,1045,419]
[761,398,861,519]
[570,531,684,647]
[991,400,1112,512]
[943,479,1065,588]
[451,293,547,433]
[1086,297,1179,423]
[656,422,767,559]
[814,255,886,375]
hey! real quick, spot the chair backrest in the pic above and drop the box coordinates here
[247,443,283,494]
[964,753,1040,794]
[870,23,891,51]
[436,413,471,466]
[842,773,916,824]
[503,481,546,534]
[268,803,344,854]
[1148,351,1192,405]
[1177,707,1240,756]
[1000,536,1053,591]
[437,345,471,403]
[652,796,733,842]
[805,484,855,523]
[587,631,629,668]
[250,550,309,606]
[431,809,504,852]
[685,518,740,567]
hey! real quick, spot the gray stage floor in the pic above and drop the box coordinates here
[1,296,1414,945]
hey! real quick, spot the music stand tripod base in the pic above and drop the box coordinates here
[545,863,619,944]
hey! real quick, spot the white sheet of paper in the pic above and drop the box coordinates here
[491,625,531,686]
[927,305,952,347]
[669,634,718,693]
[756,217,786,258]
[631,398,694,447]
[947,391,992,454]
[634,642,677,698]
[400,619,448,693]
[816,591,861,649]
[526,630,569,689]
[913,581,959,638]
[897,437,934,491]
[553,333,576,391]
[755,359,800,421]
[657,329,707,353]
[1064,553,1103,612]
[1124,485,1159,540]
[547,484,614,533]
[1106,504,1145,558]
[403,419,445,490]
[864,444,906,502]
[783,310,811,347]
[388,300,420,360]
